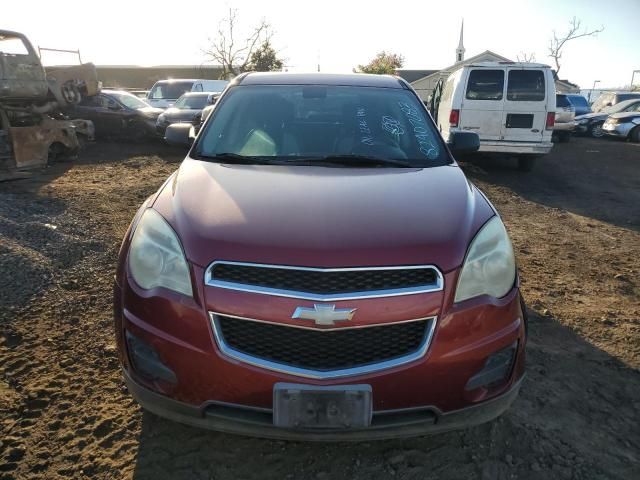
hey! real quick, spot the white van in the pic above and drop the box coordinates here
[147,79,229,108]
[433,62,555,171]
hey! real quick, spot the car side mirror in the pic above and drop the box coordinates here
[164,122,194,147]
[108,103,121,111]
[447,131,480,154]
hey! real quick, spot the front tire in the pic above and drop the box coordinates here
[589,122,604,138]
[517,156,536,172]
[630,126,640,143]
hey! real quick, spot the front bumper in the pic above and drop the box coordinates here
[123,367,524,441]
[478,140,553,155]
[115,264,526,439]
[602,122,634,138]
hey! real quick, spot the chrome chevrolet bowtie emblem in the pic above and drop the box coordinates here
[292,304,356,326]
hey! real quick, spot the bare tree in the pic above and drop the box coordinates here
[517,52,536,63]
[204,9,273,79]
[548,17,603,75]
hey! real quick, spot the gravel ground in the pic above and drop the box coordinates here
[1,137,639,479]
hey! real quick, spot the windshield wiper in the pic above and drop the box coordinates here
[194,152,286,165]
[291,155,413,168]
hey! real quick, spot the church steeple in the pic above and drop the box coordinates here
[456,19,465,63]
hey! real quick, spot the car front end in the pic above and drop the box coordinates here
[602,114,640,139]
[575,113,606,135]
[115,73,526,440]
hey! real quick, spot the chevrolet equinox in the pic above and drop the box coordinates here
[114,73,527,440]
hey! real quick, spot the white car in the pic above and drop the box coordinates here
[146,79,228,108]
[434,62,556,171]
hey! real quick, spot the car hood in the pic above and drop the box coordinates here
[608,112,640,120]
[576,112,608,121]
[162,108,201,121]
[152,159,495,272]
[137,106,164,118]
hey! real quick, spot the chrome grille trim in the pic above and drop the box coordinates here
[209,311,437,380]
[204,261,444,301]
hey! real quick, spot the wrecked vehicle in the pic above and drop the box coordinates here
[1,30,99,109]
[0,107,94,174]
[0,29,98,176]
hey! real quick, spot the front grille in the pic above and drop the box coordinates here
[207,262,441,299]
[214,315,430,372]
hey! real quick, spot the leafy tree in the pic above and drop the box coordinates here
[356,51,405,75]
[246,40,284,72]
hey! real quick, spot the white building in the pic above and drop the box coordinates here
[396,21,580,100]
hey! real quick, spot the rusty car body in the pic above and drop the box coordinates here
[0,29,97,176]
[0,107,94,174]
[1,29,100,108]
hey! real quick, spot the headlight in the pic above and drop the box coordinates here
[454,216,516,303]
[578,119,589,125]
[128,209,192,297]
[157,114,166,124]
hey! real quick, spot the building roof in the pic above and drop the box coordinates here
[238,72,406,88]
[408,50,515,86]
[395,69,439,83]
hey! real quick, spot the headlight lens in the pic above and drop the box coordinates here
[454,216,516,303]
[578,119,589,125]
[128,209,192,296]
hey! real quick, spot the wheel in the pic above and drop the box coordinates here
[47,142,67,164]
[559,131,571,143]
[61,82,82,105]
[517,156,536,172]
[589,122,604,138]
[630,126,640,143]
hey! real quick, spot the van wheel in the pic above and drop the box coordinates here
[630,126,640,143]
[517,156,536,172]
[589,122,604,138]
[559,131,571,143]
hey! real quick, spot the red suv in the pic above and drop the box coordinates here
[115,73,526,440]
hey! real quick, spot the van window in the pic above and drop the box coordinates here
[149,81,195,100]
[507,70,545,101]
[465,70,504,100]
[441,75,455,104]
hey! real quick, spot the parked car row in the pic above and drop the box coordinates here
[64,79,228,140]
[575,98,640,139]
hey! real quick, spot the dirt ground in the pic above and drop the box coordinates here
[1,137,639,480]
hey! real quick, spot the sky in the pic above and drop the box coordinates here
[4,0,639,89]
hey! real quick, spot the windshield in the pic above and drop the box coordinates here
[174,94,209,110]
[110,92,149,110]
[149,81,194,100]
[603,100,639,114]
[196,85,448,167]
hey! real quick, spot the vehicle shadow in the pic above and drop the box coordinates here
[462,137,640,231]
[130,310,640,480]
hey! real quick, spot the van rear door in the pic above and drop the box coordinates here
[458,68,505,140]
[501,69,547,142]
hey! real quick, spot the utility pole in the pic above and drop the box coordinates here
[588,80,600,103]
[631,70,640,91]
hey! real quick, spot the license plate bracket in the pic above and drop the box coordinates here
[273,383,372,429]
